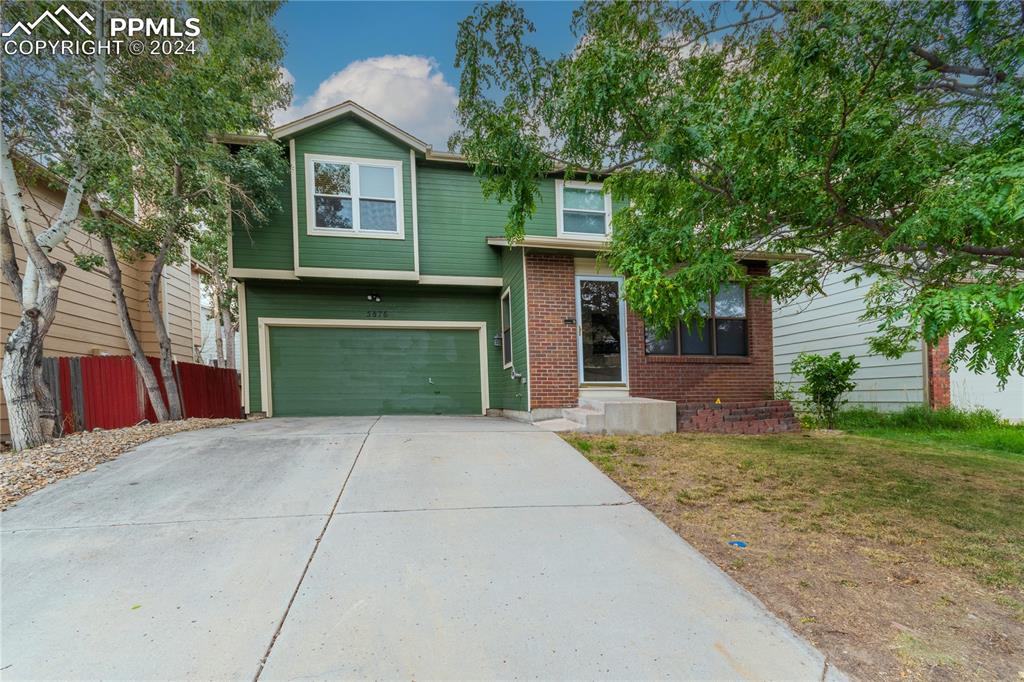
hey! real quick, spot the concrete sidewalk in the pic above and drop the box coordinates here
[1,416,842,680]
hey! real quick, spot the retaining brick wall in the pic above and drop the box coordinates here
[525,253,580,409]
[677,400,800,434]
[627,262,776,404]
[926,337,951,408]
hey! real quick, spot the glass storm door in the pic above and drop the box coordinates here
[575,276,627,384]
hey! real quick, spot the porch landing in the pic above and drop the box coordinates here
[535,397,677,435]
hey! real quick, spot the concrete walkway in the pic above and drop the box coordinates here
[1,416,841,680]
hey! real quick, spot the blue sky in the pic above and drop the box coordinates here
[272,1,582,148]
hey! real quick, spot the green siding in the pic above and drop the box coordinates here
[523,178,558,239]
[243,281,524,413]
[416,168,558,276]
[269,326,481,416]
[294,118,415,272]
[231,160,294,271]
[493,248,529,411]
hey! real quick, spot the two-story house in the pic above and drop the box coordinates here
[228,101,792,431]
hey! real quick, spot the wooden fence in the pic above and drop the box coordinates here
[41,355,242,435]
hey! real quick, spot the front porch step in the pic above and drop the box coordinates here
[563,397,677,435]
[533,418,584,433]
[563,407,605,432]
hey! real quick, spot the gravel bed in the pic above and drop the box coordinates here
[0,418,241,510]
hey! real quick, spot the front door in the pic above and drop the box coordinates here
[575,276,627,384]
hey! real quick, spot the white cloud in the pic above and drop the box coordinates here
[275,55,458,149]
[279,65,295,87]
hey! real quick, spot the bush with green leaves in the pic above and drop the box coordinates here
[791,352,860,429]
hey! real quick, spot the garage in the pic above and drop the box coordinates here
[262,322,487,417]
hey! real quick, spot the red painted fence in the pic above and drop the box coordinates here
[43,356,242,435]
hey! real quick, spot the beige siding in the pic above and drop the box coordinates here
[0,178,202,439]
[773,270,926,411]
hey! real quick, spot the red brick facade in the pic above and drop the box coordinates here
[523,253,777,411]
[926,337,951,408]
[626,263,776,404]
[677,400,800,434]
[525,253,579,409]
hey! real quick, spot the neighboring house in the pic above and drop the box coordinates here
[227,101,788,421]
[0,172,207,438]
[197,291,241,367]
[773,271,1024,421]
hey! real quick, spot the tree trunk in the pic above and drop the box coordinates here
[148,247,183,420]
[212,282,225,366]
[2,311,44,450]
[98,232,170,422]
[0,1,103,448]
[220,304,235,369]
[2,266,64,449]
[1,126,76,449]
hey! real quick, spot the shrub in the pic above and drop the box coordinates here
[773,380,795,401]
[791,352,860,429]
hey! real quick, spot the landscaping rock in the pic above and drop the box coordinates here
[0,418,241,510]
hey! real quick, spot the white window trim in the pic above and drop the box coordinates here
[500,287,513,369]
[555,179,612,241]
[304,153,405,240]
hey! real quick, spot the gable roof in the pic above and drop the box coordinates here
[272,100,430,152]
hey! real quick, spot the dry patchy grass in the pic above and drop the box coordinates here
[565,431,1024,681]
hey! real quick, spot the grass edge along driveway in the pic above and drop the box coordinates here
[564,423,1024,682]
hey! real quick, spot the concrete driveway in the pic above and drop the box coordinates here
[1,416,840,680]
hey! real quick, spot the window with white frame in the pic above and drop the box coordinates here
[500,288,513,368]
[306,154,403,237]
[556,180,611,239]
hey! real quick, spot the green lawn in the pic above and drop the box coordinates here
[563,413,1024,680]
[835,406,1024,457]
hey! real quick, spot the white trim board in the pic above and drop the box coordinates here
[257,317,490,417]
[521,250,532,409]
[273,100,430,152]
[410,148,420,275]
[238,282,250,413]
[290,139,299,271]
[293,266,419,281]
[228,268,299,280]
[418,275,503,287]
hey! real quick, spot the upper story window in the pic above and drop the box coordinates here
[305,154,404,239]
[556,180,611,240]
[644,283,748,357]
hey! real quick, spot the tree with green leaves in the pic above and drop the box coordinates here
[453,0,1024,385]
[191,223,235,369]
[81,1,288,421]
[1,0,110,449]
[2,1,288,446]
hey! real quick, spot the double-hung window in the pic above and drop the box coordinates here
[500,288,513,368]
[644,283,748,357]
[556,180,611,239]
[306,154,403,238]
